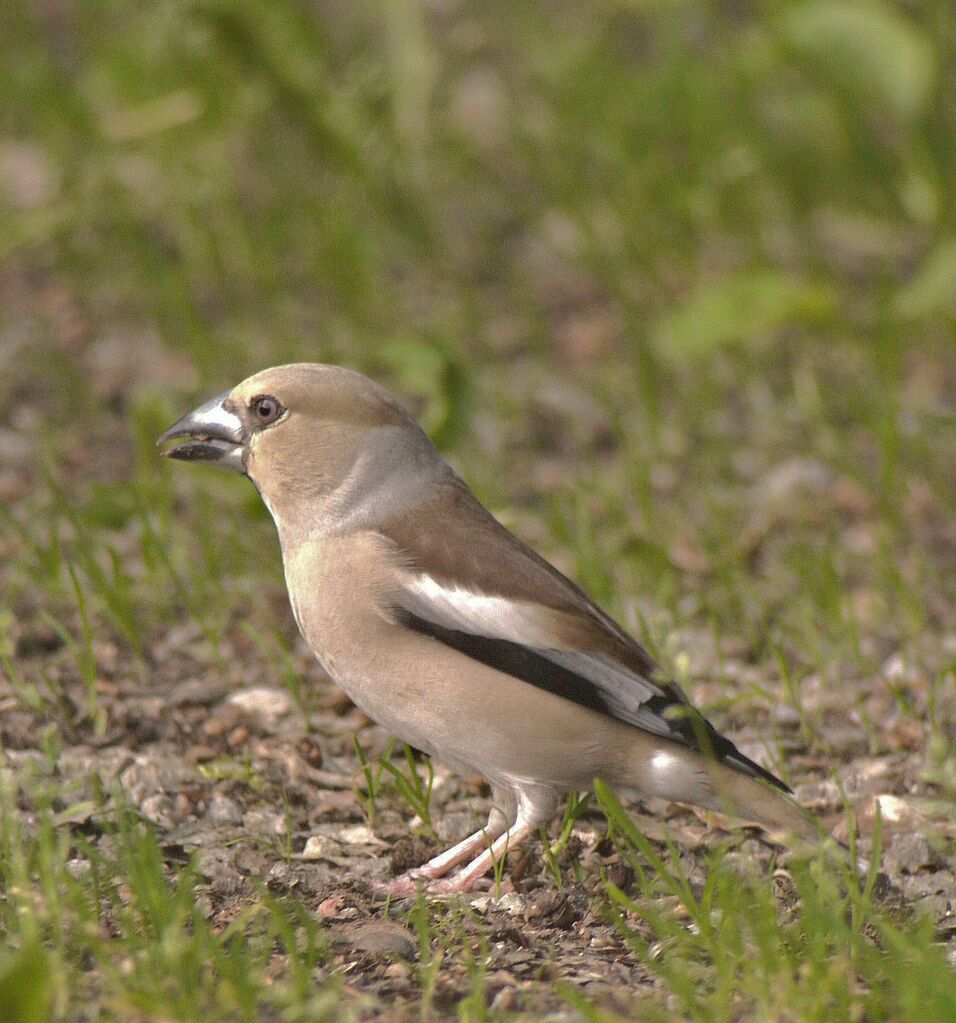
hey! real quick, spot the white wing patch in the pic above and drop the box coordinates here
[391,566,779,787]
[398,574,571,650]
[395,571,689,744]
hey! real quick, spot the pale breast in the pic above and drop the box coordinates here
[278,531,635,792]
[280,533,440,745]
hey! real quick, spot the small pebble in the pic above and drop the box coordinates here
[207,793,243,826]
[347,921,417,959]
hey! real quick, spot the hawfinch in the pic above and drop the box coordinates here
[159,363,817,895]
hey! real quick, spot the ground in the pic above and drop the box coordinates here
[2,2,956,1021]
[2,320,954,1021]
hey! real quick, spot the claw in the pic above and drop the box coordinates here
[371,874,428,898]
[371,815,538,898]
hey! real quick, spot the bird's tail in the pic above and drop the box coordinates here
[696,756,820,845]
[627,743,821,847]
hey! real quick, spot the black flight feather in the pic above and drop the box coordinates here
[396,609,790,794]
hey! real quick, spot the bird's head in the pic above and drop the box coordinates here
[158,363,442,538]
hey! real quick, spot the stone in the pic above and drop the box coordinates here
[346,921,417,959]
[884,833,947,875]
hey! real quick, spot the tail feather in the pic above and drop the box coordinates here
[698,757,819,844]
[627,740,819,845]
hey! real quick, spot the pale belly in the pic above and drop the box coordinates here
[282,534,469,764]
[281,533,629,793]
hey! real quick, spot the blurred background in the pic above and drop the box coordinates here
[1,0,955,745]
[2,6,956,1014]
[1,7,956,1014]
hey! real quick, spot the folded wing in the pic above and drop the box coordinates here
[376,481,789,793]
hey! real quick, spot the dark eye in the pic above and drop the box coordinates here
[252,395,282,425]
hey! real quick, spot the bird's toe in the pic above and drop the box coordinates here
[370,874,425,899]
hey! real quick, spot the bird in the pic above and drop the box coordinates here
[158,362,819,896]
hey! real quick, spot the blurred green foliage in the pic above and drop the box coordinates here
[1,0,953,390]
[0,941,53,1023]
[1,5,955,1021]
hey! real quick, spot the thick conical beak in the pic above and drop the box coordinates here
[157,390,245,472]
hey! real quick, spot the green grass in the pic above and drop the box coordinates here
[1,0,955,1019]
[594,781,956,1023]
[0,781,342,1022]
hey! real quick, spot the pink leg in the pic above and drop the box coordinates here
[373,819,508,898]
[422,816,538,894]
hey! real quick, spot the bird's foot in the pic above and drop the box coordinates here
[371,871,487,899]
[417,875,487,895]
[371,871,433,899]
